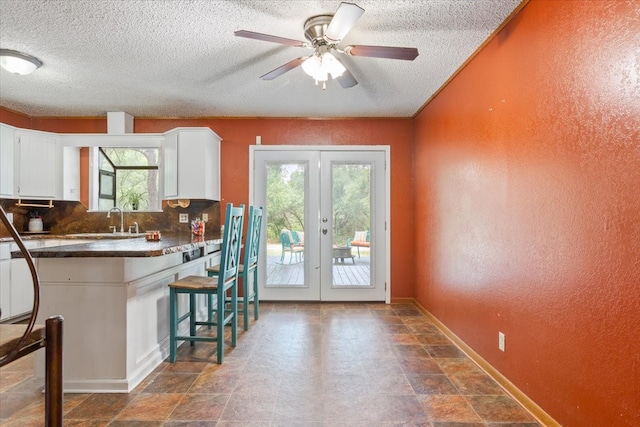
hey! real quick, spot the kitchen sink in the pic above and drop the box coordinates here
[65,232,145,239]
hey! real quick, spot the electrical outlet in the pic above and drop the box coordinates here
[179,213,189,223]
[498,332,506,352]
[202,213,208,222]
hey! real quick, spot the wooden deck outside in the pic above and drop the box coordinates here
[266,255,371,286]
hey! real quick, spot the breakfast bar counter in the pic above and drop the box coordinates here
[10,233,223,258]
[16,233,222,393]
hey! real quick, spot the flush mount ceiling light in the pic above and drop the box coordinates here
[0,49,42,75]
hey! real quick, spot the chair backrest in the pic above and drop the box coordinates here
[219,203,245,288]
[292,230,304,245]
[354,230,369,242]
[280,229,294,249]
[243,206,263,270]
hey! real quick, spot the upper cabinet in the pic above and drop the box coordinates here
[61,146,80,201]
[163,128,221,201]
[163,131,178,199]
[14,129,59,198]
[6,128,80,201]
[0,123,220,204]
[0,124,15,197]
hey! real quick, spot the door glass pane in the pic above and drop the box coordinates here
[331,163,371,287]
[265,162,306,287]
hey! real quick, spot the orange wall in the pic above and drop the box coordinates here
[0,108,31,128]
[0,114,415,298]
[413,1,640,425]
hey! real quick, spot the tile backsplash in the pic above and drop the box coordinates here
[0,199,220,238]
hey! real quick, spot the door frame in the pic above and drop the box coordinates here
[249,145,391,303]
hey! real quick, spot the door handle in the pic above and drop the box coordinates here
[322,228,327,235]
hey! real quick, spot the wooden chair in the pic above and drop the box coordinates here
[168,203,244,364]
[206,205,264,331]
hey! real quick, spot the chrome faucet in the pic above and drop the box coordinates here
[107,207,124,233]
[129,222,139,234]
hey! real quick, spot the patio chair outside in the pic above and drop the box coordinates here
[279,228,304,264]
[347,230,370,257]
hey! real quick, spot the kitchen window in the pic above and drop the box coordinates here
[94,147,160,211]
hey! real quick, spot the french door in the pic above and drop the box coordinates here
[251,146,389,302]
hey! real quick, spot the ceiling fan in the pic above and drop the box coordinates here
[235,2,419,89]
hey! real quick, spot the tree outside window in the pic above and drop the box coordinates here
[98,147,159,211]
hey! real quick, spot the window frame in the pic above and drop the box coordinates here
[88,143,164,212]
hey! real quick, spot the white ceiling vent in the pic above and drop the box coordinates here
[107,112,134,134]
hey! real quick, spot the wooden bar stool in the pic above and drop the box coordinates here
[207,205,264,331]
[168,203,244,364]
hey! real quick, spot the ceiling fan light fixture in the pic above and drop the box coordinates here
[302,55,326,81]
[0,49,42,75]
[323,52,346,79]
[301,52,345,83]
[236,1,417,89]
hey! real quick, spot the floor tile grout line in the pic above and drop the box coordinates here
[0,303,540,425]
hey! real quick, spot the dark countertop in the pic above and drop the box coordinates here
[9,233,223,258]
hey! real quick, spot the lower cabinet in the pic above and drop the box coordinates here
[0,260,10,321]
[0,241,39,321]
[0,239,92,321]
[9,258,35,318]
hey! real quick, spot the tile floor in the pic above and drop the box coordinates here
[0,302,541,426]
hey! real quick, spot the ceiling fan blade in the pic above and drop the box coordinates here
[235,30,307,47]
[324,2,365,43]
[336,68,358,88]
[344,45,419,61]
[332,56,358,88]
[260,56,310,80]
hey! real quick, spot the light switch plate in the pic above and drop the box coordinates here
[179,213,189,223]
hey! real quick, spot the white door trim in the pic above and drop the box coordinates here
[249,145,391,303]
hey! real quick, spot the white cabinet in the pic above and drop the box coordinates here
[5,128,80,201]
[163,128,220,200]
[0,239,91,320]
[163,131,178,199]
[3,124,217,202]
[10,258,35,317]
[0,243,9,320]
[62,146,81,201]
[0,124,15,197]
[15,129,59,198]
[0,240,39,320]
[0,259,10,320]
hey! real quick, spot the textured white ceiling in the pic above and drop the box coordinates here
[0,0,522,118]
